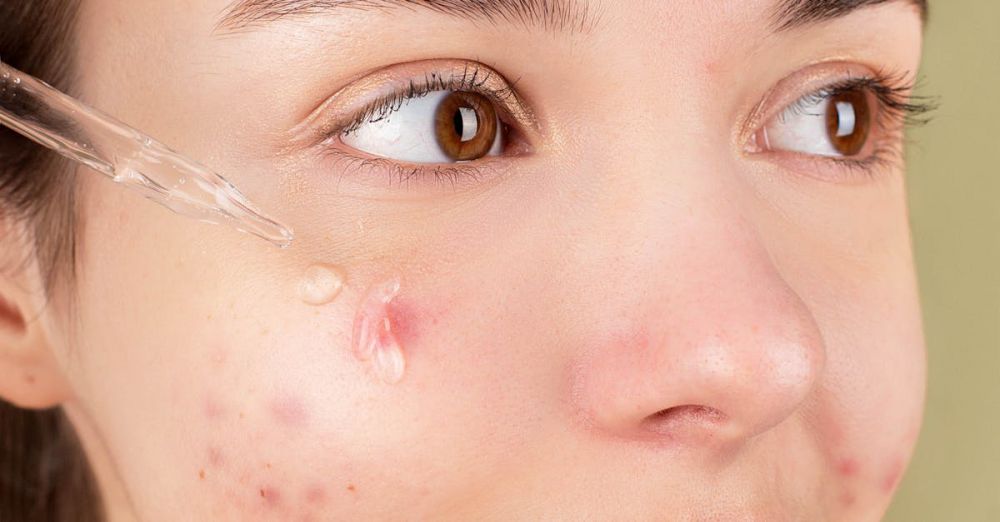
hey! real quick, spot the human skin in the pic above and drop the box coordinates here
[0,0,927,520]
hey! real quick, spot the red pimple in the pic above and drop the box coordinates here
[384,296,429,347]
[269,395,309,427]
[837,457,860,477]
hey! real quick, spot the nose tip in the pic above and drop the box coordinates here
[575,310,825,449]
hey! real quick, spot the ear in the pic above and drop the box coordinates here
[0,221,74,410]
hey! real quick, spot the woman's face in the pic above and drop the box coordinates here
[29,0,927,519]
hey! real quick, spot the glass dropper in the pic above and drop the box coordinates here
[0,59,293,248]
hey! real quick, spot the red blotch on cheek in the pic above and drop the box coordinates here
[384,294,442,348]
[837,457,860,477]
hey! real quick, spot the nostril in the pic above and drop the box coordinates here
[640,405,727,436]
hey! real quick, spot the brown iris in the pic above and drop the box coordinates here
[825,90,872,156]
[434,91,499,161]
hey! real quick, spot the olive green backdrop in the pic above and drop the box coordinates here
[886,1,1000,520]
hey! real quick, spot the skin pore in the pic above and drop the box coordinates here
[0,0,927,520]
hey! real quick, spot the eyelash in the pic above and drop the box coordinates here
[339,64,519,136]
[779,71,937,175]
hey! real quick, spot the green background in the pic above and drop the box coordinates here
[887,1,1000,520]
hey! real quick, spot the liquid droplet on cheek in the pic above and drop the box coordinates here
[351,277,406,384]
[298,264,346,306]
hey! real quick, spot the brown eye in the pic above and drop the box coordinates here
[824,90,872,156]
[434,91,499,161]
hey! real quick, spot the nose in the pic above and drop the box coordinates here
[570,158,826,449]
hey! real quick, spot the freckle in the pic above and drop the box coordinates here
[265,462,272,469]
[199,469,206,480]
[346,484,356,493]
[837,457,860,477]
[269,395,309,427]
[239,411,246,420]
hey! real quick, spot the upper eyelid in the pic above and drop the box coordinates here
[290,60,538,149]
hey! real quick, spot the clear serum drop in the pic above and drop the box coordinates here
[298,264,346,306]
[351,277,406,384]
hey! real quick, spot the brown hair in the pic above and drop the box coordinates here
[0,1,104,521]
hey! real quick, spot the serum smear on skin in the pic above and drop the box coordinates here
[351,277,406,384]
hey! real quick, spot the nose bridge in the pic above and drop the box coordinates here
[566,131,826,448]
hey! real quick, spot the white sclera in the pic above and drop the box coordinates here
[341,91,502,164]
[764,94,842,157]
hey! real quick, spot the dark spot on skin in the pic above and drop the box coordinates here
[199,469,206,480]
[837,457,860,477]
[346,484,357,493]
[24,374,35,384]
[269,395,309,427]
[265,463,272,469]
[259,486,282,507]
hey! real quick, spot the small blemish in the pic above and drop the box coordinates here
[259,486,282,507]
[269,395,309,427]
[203,397,226,420]
[837,457,860,477]
[346,484,357,493]
[305,485,326,504]
[24,374,35,384]
[198,469,206,480]
[208,446,225,467]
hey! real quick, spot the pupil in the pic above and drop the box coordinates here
[453,110,464,139]
[825,90,870,156]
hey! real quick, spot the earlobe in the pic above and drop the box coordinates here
[0,239,74,410]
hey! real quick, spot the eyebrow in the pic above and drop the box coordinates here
[216,0,598,33]
[216,0,926,34]
[774,0,927,30]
